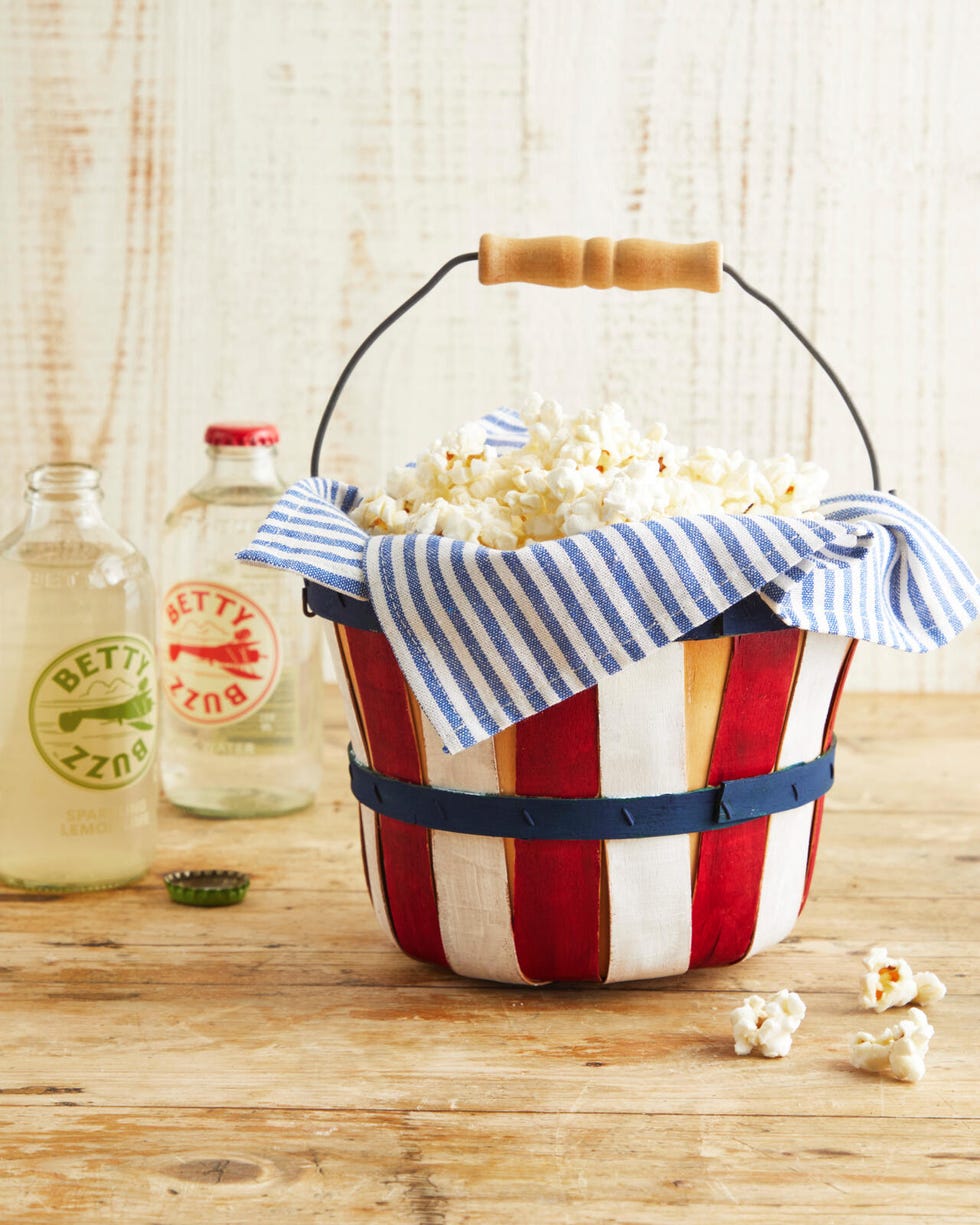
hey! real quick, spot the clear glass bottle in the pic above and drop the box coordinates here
[0,464,158,890]
[159,422,322,817]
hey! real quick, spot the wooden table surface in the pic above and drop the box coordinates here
[2,688,977,1224]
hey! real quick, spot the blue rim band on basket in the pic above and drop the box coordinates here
[348,739,836,840]
[304,581,792,639]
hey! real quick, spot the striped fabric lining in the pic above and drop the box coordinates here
[238,414,979,755]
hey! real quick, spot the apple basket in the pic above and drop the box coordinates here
[298,235,878,984]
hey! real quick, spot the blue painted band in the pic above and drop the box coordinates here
[306,581,793,640]
[348,739,836,841]
[305,582,383,631]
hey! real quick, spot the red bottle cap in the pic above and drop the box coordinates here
[204,422,280,447]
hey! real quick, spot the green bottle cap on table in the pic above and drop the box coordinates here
[163,870,250,907]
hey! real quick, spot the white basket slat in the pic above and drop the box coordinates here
[599,645,692,982]
[420,718,528,985]
[749,632,854,956]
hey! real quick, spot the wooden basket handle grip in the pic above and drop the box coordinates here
[478,235,723,292]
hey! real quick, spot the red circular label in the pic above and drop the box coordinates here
[161,581,281,725]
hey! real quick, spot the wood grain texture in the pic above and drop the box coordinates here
[1,1110,978,1224]
[0,1,976,695]
[0,0,174,542]
[478,234,722,291]
[0,685,977,1224]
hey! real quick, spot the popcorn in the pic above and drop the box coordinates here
[731,990,806,1058]
[859,946,947,1012]
[351,395,829,548]
[859,946,917,1012]
[913,971,948,1007]
[849,1007,934,1083]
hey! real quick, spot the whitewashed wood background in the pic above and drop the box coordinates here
[1,0,977,691]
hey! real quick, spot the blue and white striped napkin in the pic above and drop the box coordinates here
[239,413,979,754]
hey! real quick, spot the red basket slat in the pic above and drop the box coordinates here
[689,630,803,968]
[343,626,448,969]
[511,687,602,982]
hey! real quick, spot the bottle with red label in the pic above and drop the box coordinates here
[159,423,322,817]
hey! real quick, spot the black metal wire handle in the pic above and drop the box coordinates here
[311,250,881,490]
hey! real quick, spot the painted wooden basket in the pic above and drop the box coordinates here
[307,235,878,985]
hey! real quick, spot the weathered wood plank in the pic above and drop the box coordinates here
[0,1109,976,1223]
[2,938,975,998]
[0,984,973,1117]
[0,0,176,553]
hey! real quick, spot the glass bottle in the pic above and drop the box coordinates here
[159,422,322,817]
[0,464,158,890]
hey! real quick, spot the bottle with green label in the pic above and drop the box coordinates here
[0,463,158,890]
[159,423,322,817]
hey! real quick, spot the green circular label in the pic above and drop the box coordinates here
[29,635,157,791]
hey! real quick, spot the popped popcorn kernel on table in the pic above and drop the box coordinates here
[351,395,831,548]
[849,1007,935,1084]
[730,990,807,1059]
[859,946,948,1013]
